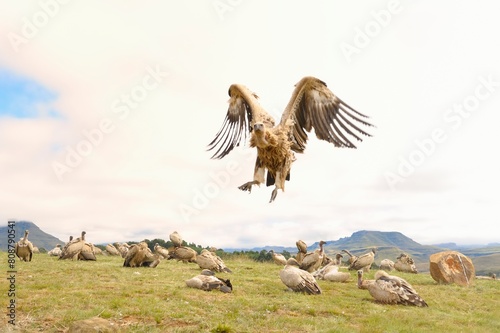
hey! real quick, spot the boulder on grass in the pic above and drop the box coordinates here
[68,317,118,333]
[429,251,475,286]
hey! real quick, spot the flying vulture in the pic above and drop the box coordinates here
[208,76,374,202]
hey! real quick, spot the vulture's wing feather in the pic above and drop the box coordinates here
[208,84,274,159]
[280,76,374,153]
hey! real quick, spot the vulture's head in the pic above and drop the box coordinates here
[253,123,264,132]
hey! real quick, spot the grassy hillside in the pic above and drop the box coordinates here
[1,252,499,332]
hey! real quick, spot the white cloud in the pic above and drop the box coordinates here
[1,1,499,248]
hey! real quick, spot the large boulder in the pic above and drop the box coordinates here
[429,251,475,286]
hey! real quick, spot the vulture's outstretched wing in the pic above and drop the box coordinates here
[208,84,275,159]
[280,76,374,153]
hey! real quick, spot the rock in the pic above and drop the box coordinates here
[68,317,118,333]
[429,251,475,286]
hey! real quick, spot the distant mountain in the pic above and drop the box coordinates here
[227,230,499,275]
[0,220,65,251]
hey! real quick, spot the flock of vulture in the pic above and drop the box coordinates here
[16,229,432,306]
[275,239,428,307]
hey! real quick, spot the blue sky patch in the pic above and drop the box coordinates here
[0,69,62,119]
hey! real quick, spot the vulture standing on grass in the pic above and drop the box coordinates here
[280,258,322,295]
[300,241,327,273]
[185,269,232,293]
[357,270,428,307]
[15,230,34,262]
[346,248,376,272]
[295,240,308,264]
[168,246,197,263]
[59,231,96,261]
[269,250,288,266]
[380,259,395,271]
[196,249,232,273]
[394,253,418,274]
[154,243,169,259]
[105,244,121,256]
[48,244,62,257]
[123,242,160,268]
[208,76,374,202]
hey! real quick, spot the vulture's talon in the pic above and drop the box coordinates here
[269,188,278,203]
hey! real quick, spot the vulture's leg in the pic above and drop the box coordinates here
[269,171,285,203]
[238,157,265,193]
[269,187,278,203]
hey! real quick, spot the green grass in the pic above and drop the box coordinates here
[1,253,499,332]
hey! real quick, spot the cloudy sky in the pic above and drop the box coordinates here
[1,1,499,249]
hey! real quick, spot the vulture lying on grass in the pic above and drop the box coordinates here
[280,258,322,295]
[185,269,232,293]
[357,270,428,307]
[208,76,374,202]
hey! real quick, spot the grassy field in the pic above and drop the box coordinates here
[2,252,499,332]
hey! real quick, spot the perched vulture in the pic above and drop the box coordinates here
[357,270,428,307]
[208,76,374,202]
[185,269,232,293]
[15,230,34,262]
[169,231,183,248]
[279,258,321,295]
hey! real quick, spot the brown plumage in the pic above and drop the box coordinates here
[185,269,232,293]
[348,248,376,272]
[357,270,428,307]
[105,244,121,256]
[280,258,322,295]
[380,259,395,271]
[123,242,160,268]
[167,246,197,263]
[48,244,62,257]
[313,262,351,283]
[394,253,418,274]
[332,253,344,266]
[300,241,326,273]
[78,237,97,261]
[196,249,232,272]
[169,231,183,248]
[116,243,130,258]
[296,240,308,254]
[269,250,288,266]
[59,231,95,261]
[15,230,34,262]
[154,243,169,259]
[208,76,374,202]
